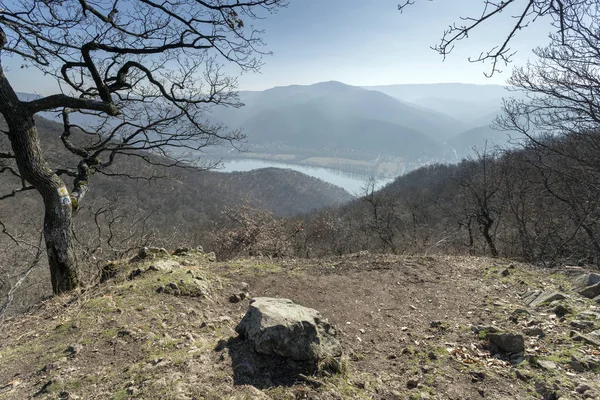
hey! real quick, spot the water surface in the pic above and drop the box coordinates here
[218,159,393,195]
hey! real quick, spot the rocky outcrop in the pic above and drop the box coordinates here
[573,273,600,299]
[522,290,566,307]
[573,273,600,290]
[578,282,600,299]
[235,297,342,369]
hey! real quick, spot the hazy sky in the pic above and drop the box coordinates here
[5,0,555,94]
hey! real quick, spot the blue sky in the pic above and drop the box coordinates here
[236,0,555,90]
[5,0,555,94]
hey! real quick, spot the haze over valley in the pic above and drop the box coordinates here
[207,80,519,179]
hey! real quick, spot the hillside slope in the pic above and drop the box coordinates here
[1,252,599,399]
[0,116,353,221]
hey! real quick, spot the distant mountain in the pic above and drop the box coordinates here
[409,97,502,124]
[362,83,510,103]
[211,81,470,159]
[15,82,526,175]
[362,83,517,125]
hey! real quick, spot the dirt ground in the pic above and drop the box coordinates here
[0,251,599,399]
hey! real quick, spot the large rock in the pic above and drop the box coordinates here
[577,282,600,299]
[573,273,600,290]
[529,291,566,307]
[489,333,525,353]
[235,297,342,364]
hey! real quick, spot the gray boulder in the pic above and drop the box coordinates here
[488,333,525,364]
[148,259,180,272]
[529,291,566,307]
[577,282,600,299]
[235,297,342,365]
[573,273,600,290]
[570,320,596,332]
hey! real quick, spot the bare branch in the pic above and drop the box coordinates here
[26,95,119,116]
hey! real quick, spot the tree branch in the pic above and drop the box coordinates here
[26,94,119,116]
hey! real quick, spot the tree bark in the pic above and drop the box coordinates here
[0,65,79,294]
[481,216,499,258]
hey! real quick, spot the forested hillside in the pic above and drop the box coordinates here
[208,128,600,267]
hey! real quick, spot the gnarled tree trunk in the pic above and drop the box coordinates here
[0,65,79,294]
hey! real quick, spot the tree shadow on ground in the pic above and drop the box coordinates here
[217,336,318,389]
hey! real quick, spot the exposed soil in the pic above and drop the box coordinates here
[0,251,599,399]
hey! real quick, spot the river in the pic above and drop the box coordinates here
[217,159,394,195]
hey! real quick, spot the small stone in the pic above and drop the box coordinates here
[571,355,586,372]
[138,246,169,259]
[173,247,190,256]
[215,339,228,352]
[421,365,432,373]
[537,360,558,370]
[206,252,217,262]
[553,304,571,317]
[128,268,144,280]
[430,320,443,328]
[515,369,531,381]
[469,371,485,382]
[406,378,419,389]
[535,381,559,400]
[488,333,525,359]
[66,343,83,356]
[578,311,600,320]
[571,333,600,346]
[525,327,545,337]
[147,259,179,272]
[570,320,596,332]
[577,384,591,394]
[472,324,500,336]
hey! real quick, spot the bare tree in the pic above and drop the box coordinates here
[454,148,503,257]
[361,177,400,254]
[0,0,286,293]
[0,219,44,322]
[494,2,600,262]
[398,0,595,76]
[497,2,600,141]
